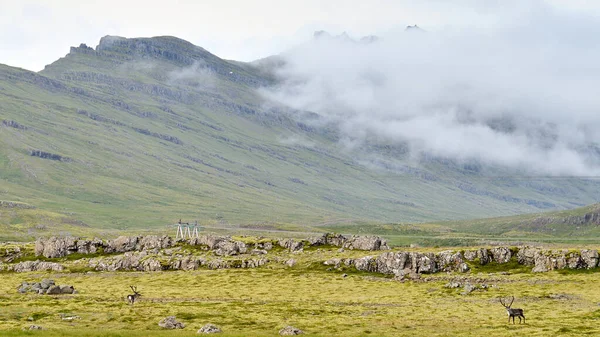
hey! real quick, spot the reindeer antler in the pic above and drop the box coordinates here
[508,296,514,308]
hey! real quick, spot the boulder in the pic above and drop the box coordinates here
[159,316,185,329]
[35,237,78,258]
[461,283,477,295]
[190,235,228,249]
[11,261,63,272]
[343,235,389,251]
[60,285,75,294]
[40,279,55,289]
[139,235,173,251]
[198,323,222,334]
[26,325,43,330]
[413,252,436,274]
[437,251,467,272]
[214,240,247,256]
[279,239,303,252]
[376,251,411,274]
[106,236,139,253]
[308,233,346,247]
[490,247,512,263]
[581,249,599,269]
[354,256,378,272]
[46,285,62,295]
[516,246,539,265]
[279,326,304,335]
[286,259,297,267]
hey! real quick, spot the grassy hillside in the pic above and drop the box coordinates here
[1,35,599,232]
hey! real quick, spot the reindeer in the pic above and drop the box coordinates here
[499,296,525,324]
[127,286,141,305]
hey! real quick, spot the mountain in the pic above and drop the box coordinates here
[1,35,599,233]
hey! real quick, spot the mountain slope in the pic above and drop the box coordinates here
[1,35,599,231]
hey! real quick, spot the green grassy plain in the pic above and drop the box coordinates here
[2,257,600,336]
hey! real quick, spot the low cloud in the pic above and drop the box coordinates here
[167,61,216,90]
[262,5,600,176]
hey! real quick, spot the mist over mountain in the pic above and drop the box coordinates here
[263,10,600,176]
[1,28,600,232]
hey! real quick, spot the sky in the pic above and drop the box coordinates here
[1,0,598,71]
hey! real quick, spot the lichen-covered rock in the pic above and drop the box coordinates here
[190,235,228,249]
[139,235,173,252]
[171,256,205,270]
[89,251,163,271]
[581,249,599,269]
[376,252,411,274]
[354,256,378,272]
[35,237,78,258]
[278,239,303,252]
[463,248,491,265]
[11,261,63,272]
[516,246,539,266]
[413,252,436,274]
[214,240,247,256]
[106,236,139,253]
[308,233,346,247]
[437,251,468,272]
[46,285,62,295]
[343,235,389,251]
[60,285,75,294]
[158,316,185,329]
[490,247,512,263]
[26,325,43,330]
[198,323,222,334]
[566,252,583,269]
[279,326,304,335]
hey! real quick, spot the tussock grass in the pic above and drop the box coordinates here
[1,260,600,336]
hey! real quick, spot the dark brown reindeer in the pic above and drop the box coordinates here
[500,296,525,324]
[127,286,141,305]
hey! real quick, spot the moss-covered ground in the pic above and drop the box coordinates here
[1,248,600,336]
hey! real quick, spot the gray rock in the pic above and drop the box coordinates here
[251,249,268,255]
[286,259,297,267]
[198,323,222,334]
[444,281,462,289]
[11,261,63,272]
[41,279,55,289]
[308,233,346,247]
[516,246,539,266]
[35,237,78,258]
[139,235,173,251]
[354,256,377,272]
[60,285,75,294]
[190,235,228,249]
[323,258,341,268]
[279,239,304,252]
[106,236,139,253]
[461,283,477,295]
[27,325,43,330]
[581,249,599,269]
[214,240,247,256]
[46,285,62,295]
[490,247,512,263]
[437,250,466,272]
[413,252,436,274]
[343,235,389,251]
[279,326,304,335]
[158,316,185,329]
